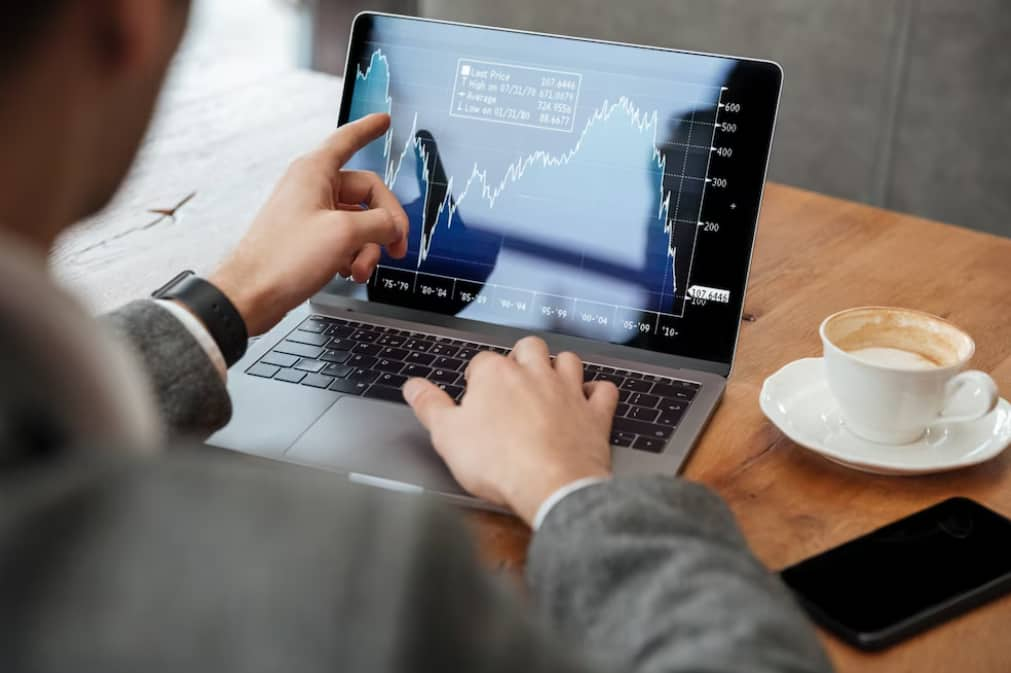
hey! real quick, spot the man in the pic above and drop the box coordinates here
[0,2,832,672]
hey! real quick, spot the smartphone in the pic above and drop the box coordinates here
[779,497,1011,651]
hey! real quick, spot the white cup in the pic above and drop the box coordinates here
[820,307,999,444]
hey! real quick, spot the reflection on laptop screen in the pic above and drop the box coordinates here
[337,14,781,366]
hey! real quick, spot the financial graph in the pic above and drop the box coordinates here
[345,44,727,344]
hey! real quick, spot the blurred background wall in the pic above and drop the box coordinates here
[186,0,1011,239]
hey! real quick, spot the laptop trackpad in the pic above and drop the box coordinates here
[285,397,466,496]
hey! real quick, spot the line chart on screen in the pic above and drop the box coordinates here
[345,45,732,339]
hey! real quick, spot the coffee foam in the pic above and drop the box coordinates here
[848,347,941,370]
[823,307,973,369]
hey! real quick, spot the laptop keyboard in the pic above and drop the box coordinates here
[245,315,699,454]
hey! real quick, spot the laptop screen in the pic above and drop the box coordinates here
[335,13,781,367]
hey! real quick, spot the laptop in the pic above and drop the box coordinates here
[209,13,782,510]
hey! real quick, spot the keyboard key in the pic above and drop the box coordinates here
[625,370,644,379]
[429,344,459,357]
[376,335,406,347]
[437,384,465,400]
[348,368,380,385]
[433,356,465,371]
[429,369,459,385]
[329,378,370,395]
[402,364,433,379]
[328,324,355,338]
[629,406,660,422]
[322,364,354,378]
[246,363,279,378]
[302,373,334,389]
[403,339,431,352]
[456,348,480,361]
[379,347,409,361]
[275,369,306,384]
[674,389,697,402]
[364,384,408,404]
[583,367,596,382]
[615,403,630,417]
[404,351,436,366]
[659,400,687,414]
[650,383,680,399]
[632,436,666,453]
[613,417,673,439]
[297,318,327,334]
[609,431,636,447]
[595,373,625,386]
[627,392,659,408]
[657,410,683,427]
[329,338,356,351]
[347,354,377,369]
[274,341,324,359]
[377,373,408,388]
[618,389,631,403]
[321,349,351,364]
[261,352,299,368]
[293,358,326,373]
[351,330,378,343]
[288,331,329,347]
[620,378,653,392]
[353,342,383,356]
[375,358,405,373]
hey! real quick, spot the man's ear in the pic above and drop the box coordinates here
[91,0,179,77]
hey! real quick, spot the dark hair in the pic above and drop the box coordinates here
[0,1,67,71]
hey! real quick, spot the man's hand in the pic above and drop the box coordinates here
[210,113,409,335]
[403,336,618,526]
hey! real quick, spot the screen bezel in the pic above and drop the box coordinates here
[325,11,784,378]
[780,497,1011,651]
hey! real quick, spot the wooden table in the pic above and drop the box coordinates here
[53,65,1011,673]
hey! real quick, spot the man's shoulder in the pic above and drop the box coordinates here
[0,448,455,671]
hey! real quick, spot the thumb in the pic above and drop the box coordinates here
[403,378,455,431]
[584,380,619,421]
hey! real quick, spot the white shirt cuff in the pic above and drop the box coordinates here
[532,476,611,530]
[155,299,228,381]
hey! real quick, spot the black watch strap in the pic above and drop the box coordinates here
[152,271,248,367]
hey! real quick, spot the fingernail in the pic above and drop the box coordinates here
[402,378,423,404]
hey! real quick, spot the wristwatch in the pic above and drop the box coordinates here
[152,271,248,367]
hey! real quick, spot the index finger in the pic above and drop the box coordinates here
[318,113,391,167]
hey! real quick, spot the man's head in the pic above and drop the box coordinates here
[0,0,191,248]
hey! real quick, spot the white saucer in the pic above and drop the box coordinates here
[760,358,1011,475]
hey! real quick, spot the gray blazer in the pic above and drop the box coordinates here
[0,299,832,673]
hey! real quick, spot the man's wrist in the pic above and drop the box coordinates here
[208,265,272,337]
[510,466,612,527]
[152,272,249,367]
[156,299,228,380]
[531,476,612,530]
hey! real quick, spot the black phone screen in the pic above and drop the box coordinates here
[780,497,1011,649]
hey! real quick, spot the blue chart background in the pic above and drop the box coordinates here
[340,16,734,349]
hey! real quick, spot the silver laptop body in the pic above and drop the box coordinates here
[209,13,783,511]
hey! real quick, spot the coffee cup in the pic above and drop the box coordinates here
[819,307,999,444]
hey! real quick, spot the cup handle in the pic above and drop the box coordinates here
[929,370,1000,427]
